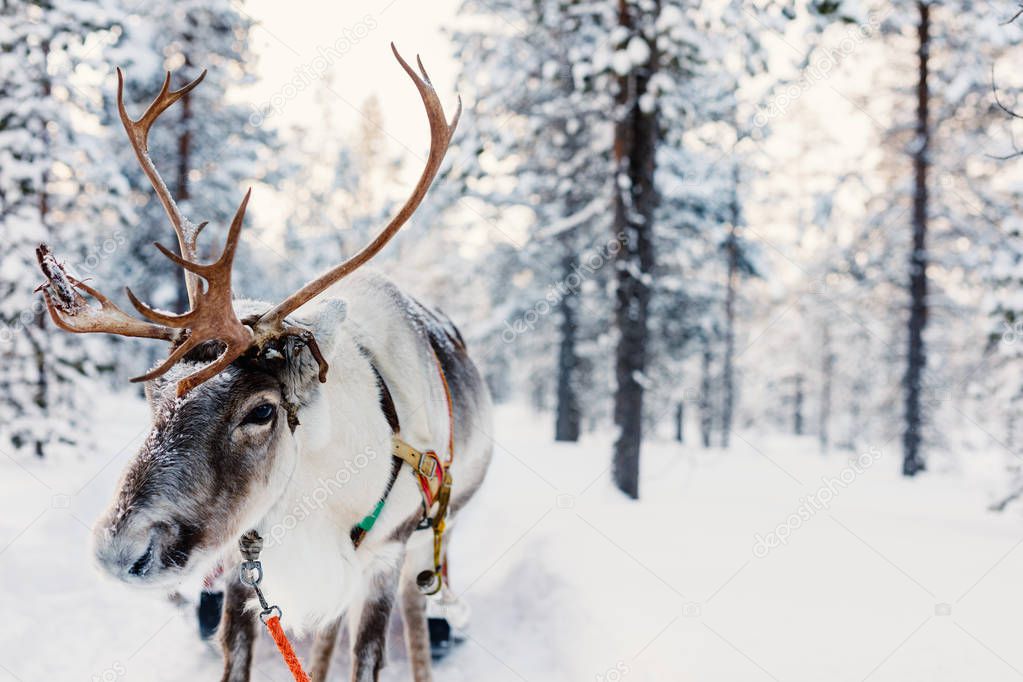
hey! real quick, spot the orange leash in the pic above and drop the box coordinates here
[264,615,311,682]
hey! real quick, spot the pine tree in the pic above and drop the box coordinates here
[452,0,614,440]
[859,0,1019,474]
[0,0,132,456]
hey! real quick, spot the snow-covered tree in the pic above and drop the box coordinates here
[857,1,1022,474]
[0,0,135,456]
[451,0,615,441]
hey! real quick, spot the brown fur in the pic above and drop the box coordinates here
[310,617,343,682]
[220,572,257,682]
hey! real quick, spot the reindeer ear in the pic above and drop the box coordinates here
[304,298,347,360]
[273,299,345,402]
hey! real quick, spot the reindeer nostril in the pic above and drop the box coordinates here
[128,541,154,577]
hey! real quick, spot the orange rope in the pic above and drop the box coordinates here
[264,615,311,682]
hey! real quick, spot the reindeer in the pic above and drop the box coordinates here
[34,46,492,682]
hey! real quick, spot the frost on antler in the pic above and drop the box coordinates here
[35,245,86,316]
[35,244,176,341]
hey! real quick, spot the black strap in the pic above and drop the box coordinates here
[370,363,401,433]
[349,362,404,548]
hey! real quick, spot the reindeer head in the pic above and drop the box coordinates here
[36,46,458,586]
[91,323,334,586]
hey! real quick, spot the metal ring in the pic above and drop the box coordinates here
[420,571,443,596]
[239,560,263,587]
[260,605,283,623]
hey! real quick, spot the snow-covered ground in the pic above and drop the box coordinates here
[3,394,1023,681]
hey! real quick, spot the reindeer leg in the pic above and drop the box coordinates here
[220,570,256,682]
[310,616,343,682]
[399,571,433,682]
[349,559,402,682]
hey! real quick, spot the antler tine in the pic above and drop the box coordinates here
[116,68,207,150]
[416,55,432,84]
[171,345,249,395]
[254,45,460,333]
[136,71,206,134]
[127,189,252,334]
[125,287,198,327]
[151,189,251,278]
[131,336,202,383]
[116,67,208,309]
[207,188,250,271]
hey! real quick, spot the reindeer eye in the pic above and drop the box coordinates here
[242,403,275,426]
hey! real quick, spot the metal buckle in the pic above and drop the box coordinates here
[417,452,438,479]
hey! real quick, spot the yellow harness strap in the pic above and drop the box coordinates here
[392,437,444,502]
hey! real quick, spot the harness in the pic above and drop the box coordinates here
[237,345,456,682]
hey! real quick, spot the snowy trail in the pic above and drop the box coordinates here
[2,396,1023,681]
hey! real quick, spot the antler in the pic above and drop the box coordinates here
[116,67,207,309]
[36,47,459,397]
[251,43,461,338]
[38,68,254,397]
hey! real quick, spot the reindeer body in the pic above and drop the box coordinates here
[90,272,491,682]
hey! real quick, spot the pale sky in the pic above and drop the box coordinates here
[240,0,461,157]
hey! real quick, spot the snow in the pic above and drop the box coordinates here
[625,36,651,67]
[3,395,1023,680]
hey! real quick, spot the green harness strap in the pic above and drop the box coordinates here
[356,497,387,533]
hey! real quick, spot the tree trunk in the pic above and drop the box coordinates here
[819,325,833,454]
[555,256,581,441]
[174,56,194,313]
[793,374,804,436]
[721,168,739,448]
[611,0,659,499]
[902,0,930,477]
[845,374,864,451]
[700,340,713,449]
[674,401,684,443]
[34,37,53,458]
